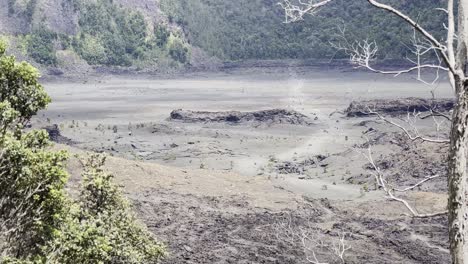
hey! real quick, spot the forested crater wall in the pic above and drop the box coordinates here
[0,0,447,73]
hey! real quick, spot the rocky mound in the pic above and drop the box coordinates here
[169,109,313,126]
[44,124,75,145]
[352,130,449,193]
[273,155,328,175]
[346,97,455,117]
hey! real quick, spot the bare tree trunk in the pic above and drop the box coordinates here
[448,1,468,263]
[448,78,468,264]
[458,0,468,67]
[457,0,468,82]
[448,0,456,89]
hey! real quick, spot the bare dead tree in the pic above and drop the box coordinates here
[367,108,450,144]
[280,0,468,263]
[279,0,333,23]
[354,106,450,217]
[331,27,448,85]
[355,144,447,218]
[274,214,351,264]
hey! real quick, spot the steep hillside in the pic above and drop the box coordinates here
[0,0,191,73]
[161,0,446,61]
[0,0,447,72]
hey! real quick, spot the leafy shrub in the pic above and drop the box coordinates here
[73,0,152,66]
[27,27,58,66]
[73,33,107,65]
[168,35,190,64]
[44,154,166,264]
[0,40,166,263]
[154,24,170,48]
[0,40,63,258]
[9,0,186,68]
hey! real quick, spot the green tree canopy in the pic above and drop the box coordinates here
[0,40,166,264]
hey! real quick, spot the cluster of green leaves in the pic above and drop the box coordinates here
[69,0,189,66]
[160,0,446,61]
[15,0,189,67]
[154,25,170,48]
[26,27,58,66]
[0,41,61,260]
[0,41,165,263]
[167,35,190,64]
[72,0,148,66]
[47,154,166,264]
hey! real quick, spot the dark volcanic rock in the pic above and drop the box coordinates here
[169,109,313,126]
[47,67,64,76]
[355,130,449,192]
[346,97,455,117]
[44,124,74,145]
[274,155,328,175]
[134,189,449,264]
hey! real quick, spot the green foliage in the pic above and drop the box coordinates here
[154,24,170,48]
[0,101,19,134]
[45,155,166,264]
[0,130,70,258]
[0,41,66,258]
[0,40,165,263]
[57,34,73,50]
[167,35,190,64]
[160,0,446,61]
[0,46,50,122]
[7,0,448,66]
[9,0,186,68]
[72,0,166,66]
[26,27,58,66]
[72,34,107,65]
[0,41,6,57]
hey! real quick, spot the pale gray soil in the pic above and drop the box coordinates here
[34,66,453,263]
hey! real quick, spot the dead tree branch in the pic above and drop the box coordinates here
[279,0,333,23]
[280,0,457,77]
[356,146,447,218]
[366,108,450,144]
[274,215,351,264]
[330,27,448,85]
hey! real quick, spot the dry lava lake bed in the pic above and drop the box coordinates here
[33,66,454,263]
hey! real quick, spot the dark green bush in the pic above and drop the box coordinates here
[168,36,189,64]
[0,40,166,264]
[73,0,154,66]
[27,27,58,66]
[154,24,170,48]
